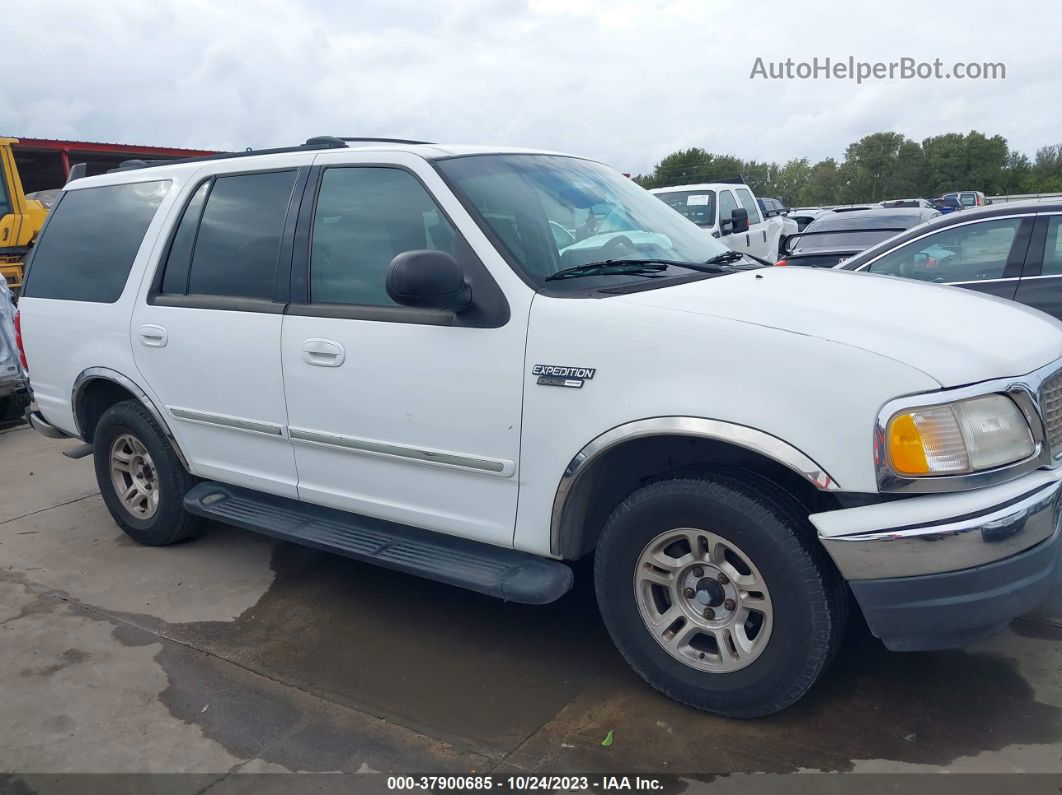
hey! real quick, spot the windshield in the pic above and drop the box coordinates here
[654,190,717,227]
[435,155,731,287]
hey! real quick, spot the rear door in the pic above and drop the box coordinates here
[1013,213,1062,320]
[131,160,308,497]
[861,215,1033,301]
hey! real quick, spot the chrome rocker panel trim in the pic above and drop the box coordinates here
[820,479,1062,580]
[551,416,840,556]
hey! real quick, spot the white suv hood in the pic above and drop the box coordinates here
[616,267,1062,388]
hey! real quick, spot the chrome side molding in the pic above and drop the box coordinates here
[288,427,514,476]
[169,407,285,437]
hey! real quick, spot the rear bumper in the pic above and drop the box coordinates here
[813,470,1062,650]
[26,404,70,439]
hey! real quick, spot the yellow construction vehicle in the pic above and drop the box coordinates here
[0,138,49,291]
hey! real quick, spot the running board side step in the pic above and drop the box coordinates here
[183,482,573,604]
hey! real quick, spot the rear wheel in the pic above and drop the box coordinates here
[594,474,846,718]
[93,400,204,545]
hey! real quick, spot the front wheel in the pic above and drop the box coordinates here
[93,400,204,546]
[594,474,846,718]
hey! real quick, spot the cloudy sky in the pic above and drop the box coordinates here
[6,0,1059,174]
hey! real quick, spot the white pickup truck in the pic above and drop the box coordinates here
[18,138,1062,718]
[651,182,797,261]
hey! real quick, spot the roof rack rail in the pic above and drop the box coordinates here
[340,136,433,144]
[103,137,430,174]
[306,136,433,146]
[106,139,351,173]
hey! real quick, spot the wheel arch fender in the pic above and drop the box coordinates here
[71,366,189,469]
[549,416,841,558]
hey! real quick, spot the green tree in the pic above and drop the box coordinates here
[836,132,915,202]
[774,158,812,206]
[1029,145,1062,192]
[797,158,840,206]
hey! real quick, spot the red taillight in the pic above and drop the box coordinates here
[14,310,28,372]
[774,259,788,267]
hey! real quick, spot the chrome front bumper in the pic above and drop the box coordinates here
[818,480,1061,580]
[813,470,1062,651]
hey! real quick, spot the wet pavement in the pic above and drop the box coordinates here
[2,423,1061,782]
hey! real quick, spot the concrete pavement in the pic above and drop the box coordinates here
[2,423,1061,785]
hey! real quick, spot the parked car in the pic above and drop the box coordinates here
[931,196,964,214]
[757,196,789,218]
[788,206,833,232]
[839,200,1062,320]
[943,190,988,208]
[778,207,939,267]
[651,181,798,260]
[19,138,1062,718]
[879,198,934,209]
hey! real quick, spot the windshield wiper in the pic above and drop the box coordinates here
[545,260,671,281]
[545,253,761,282]
[703,250,747,266]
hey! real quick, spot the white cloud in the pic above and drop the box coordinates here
[5,0,1059,173]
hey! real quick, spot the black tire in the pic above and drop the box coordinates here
[594,473,846,718]
[93,400,204,546]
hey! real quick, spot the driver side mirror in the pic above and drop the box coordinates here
[731,208,750,234]
[386,250,472,312]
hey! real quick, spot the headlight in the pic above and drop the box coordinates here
[886,394,1035,476]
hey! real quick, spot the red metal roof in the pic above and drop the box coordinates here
[7,136,221,157]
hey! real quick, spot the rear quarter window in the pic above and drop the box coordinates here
[23,180,169,303]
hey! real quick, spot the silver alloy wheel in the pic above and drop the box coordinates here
[109,433,160,520]
[634,527,773,673]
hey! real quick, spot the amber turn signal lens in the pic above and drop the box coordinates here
[888,413,930,475]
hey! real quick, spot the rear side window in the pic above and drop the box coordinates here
[162,170,297,300]
[160,181,210,294]
[23,180,169,302]
[1041,216,1062,276]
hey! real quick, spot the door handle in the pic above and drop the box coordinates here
[301,338,345,367]
[138,324,168,348]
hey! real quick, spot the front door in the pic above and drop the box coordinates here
[280,155,527,547]
[734,187,769,259]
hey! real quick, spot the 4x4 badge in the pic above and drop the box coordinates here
[532,364,596,389]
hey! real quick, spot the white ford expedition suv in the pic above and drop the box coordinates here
[18,138,1062,717]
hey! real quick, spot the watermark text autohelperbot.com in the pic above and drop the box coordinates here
[750,56,1005,83]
